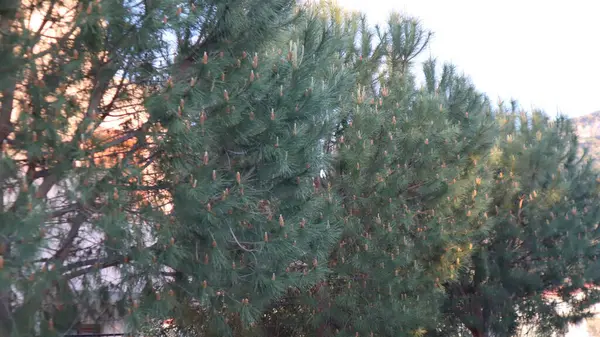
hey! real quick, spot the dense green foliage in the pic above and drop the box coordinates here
[157,7,355,337]
[436,110,600,337]
[300,16,497,337]
[1,0,599,337]
[0,0,352,336]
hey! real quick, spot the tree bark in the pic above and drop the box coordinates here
[468,327,484,337]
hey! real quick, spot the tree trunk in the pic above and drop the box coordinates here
[468,327,484,337]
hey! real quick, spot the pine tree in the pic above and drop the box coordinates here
[438,108,600,337]
[143,3,356,336]
[0,0,170,334]
[0,0,354,336]
[276,14,498,337]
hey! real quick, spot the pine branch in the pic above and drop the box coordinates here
[32,58,119,201]
[50,170,118,262]
[64,257,123,280]
[49,203,81,219]
[53,211,88,261]
[228,227,262,252]
[30,0,60,44]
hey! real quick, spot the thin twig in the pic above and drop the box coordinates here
[228,227,260,252]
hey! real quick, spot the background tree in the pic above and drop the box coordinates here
[263,14,497,337]
[437,108,600,337]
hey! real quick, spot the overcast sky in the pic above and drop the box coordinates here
[338,0,600,118]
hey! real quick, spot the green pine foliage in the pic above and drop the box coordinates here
[0,0,176,335]
[438,109,600,337]
[271,15,497,337]
[148,6,356,337]
[0,0,354,336]
[3,0,600,337]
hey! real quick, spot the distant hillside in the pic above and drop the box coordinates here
[572,111,600,168]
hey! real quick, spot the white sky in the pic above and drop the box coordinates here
[338,0,600,117]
